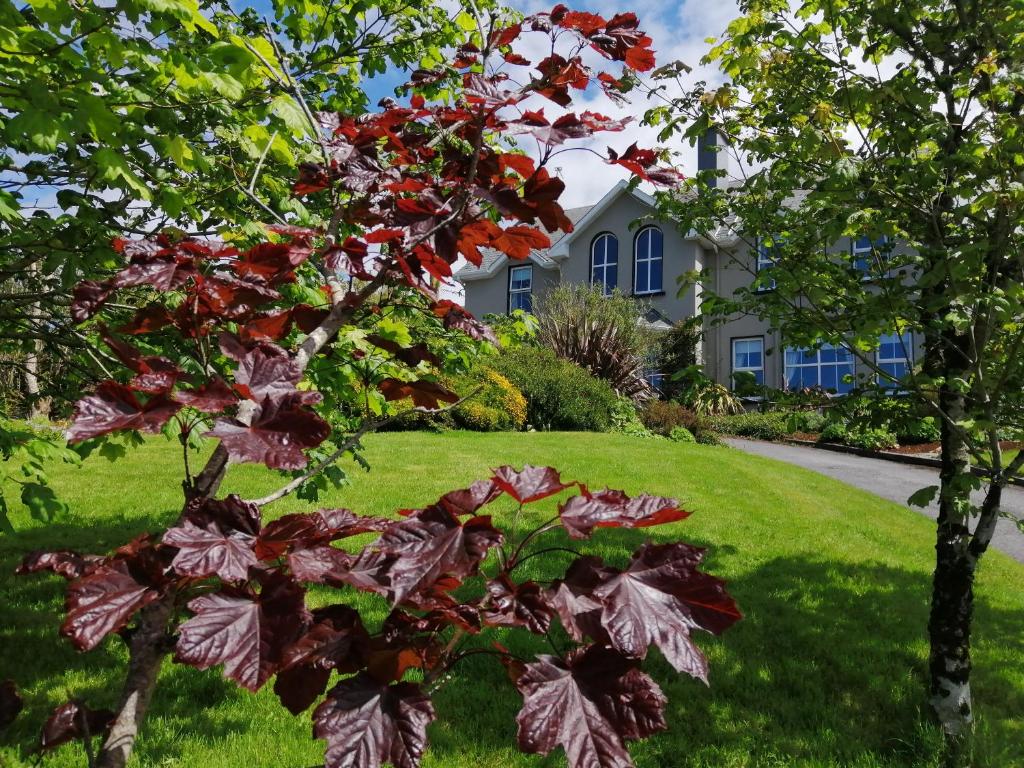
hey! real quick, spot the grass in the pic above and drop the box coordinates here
[2,431,1023,768]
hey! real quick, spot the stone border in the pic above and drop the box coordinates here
[782,438,1024,488]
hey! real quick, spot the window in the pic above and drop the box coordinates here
[755,238,778,291]
[851,235,889,273]
[590,233,618,296]
[732,337,764,386]
[643,354,666,393]
[784,344,855,394]
[633,226,663,294]
[877,331,912,387]
[508,265,533,313]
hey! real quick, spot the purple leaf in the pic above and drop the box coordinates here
[163,521,258,582]
[61,565,159,651]
[434,480,501,516]
[313,673,435,768]
[175,574,309,691]
[206,396,330,470]
[373,506,503,604]
[67,382,182,443]
[481,576,552,634]
[492,465,574,504]
[514,646,666,768]
[0,680,23,731]
[558,488,690,539]
[173,378,237,413]
[40,700,115,751]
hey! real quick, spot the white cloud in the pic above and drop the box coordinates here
[501,0,739,207]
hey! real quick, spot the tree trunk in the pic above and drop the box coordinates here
[927,385,975,761]
[24,336,51,420]
[95,455,229,768]
[96,599,174,768]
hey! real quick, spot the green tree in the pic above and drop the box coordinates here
[0,0,474,529]
[648,0,1024,758]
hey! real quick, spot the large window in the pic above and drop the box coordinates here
[633,226,663,295]
[851,235,889,273]
[732,337,764,386]
[508,265,533,313]
[590,233,618,296]
[755,238,778,291]
[784,344,855,393]
[877,331,912,387]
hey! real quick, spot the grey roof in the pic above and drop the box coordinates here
[454,205,593,279]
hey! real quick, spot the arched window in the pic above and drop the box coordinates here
[590,233,618,295]
[633,226,663,294]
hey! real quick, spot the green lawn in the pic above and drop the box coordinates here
[2,432,1022,768]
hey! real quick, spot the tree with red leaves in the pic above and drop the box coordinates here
[15,7,736,768]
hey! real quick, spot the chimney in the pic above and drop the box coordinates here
[696,128,722,187]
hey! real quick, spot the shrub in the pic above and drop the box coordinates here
[848,428,899,451]
[491,346,619,431]
[695,430,725,446]
[673,368,744,416]
[656,320,701,400]
[535,284,655,401]
[450,368,526,432]
[453,402,505,431]
[786,410,827,434]
[641,400,690,434]
[896,416,940,445]
[819,421,850,443]
[711,412,789,441]
[610,396,654,438]
[669,426,696,443]
[640,400,717,442]
[688,380,744,416]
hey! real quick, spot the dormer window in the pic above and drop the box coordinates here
[633,226,663,295]
[590,233,618,296]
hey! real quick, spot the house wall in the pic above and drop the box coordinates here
[705,236,925,389]
[559,193,703,324]
[463,262,558,317]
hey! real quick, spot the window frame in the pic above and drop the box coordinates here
[590,232,619,296]
[632,225,664,296]
[850,234,889,275]
[876,330,913,388]
[507,263,533,313]
[754,237,778,292]
[783,343,856,394]
[731,336,765,388]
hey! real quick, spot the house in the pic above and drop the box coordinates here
[455,135,916,395]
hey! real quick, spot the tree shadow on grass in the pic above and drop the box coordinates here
[0,519,249,766]
[3,520,1022,767]
[421,554,1024,768]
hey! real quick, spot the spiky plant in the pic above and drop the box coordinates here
[535,285,656,402]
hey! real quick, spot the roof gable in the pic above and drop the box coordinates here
[454,204,592,281]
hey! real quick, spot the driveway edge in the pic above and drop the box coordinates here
[780,438,1024,488]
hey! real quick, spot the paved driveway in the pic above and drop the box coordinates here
[726,438,1024,563]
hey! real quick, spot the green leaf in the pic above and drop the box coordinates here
[6,109,65,152]
[907,485,939,508]
[270,95,309,135]
[20,483,68,523]
[0,492,13,534]
[163,135,195,170]
[93,148,152,200]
